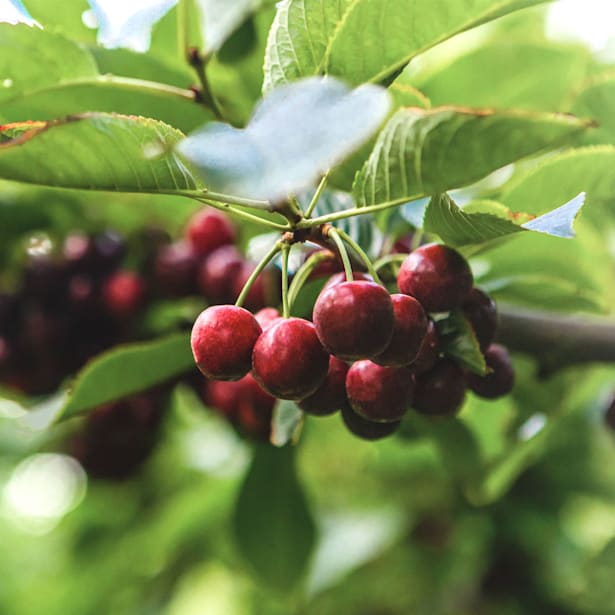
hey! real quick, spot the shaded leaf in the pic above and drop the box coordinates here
[353,107,589,207]
[0,113,201,192]
[271,399,304,447]
[264,0,550,90]
[233,445,316,591]
[177,77,391,202]
[569,73,615,145]
[437,310,487,375]
[23,0,98,42]
[59,333,194,419]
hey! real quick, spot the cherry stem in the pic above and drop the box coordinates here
[304,172,329,219]
[195,198,289,230]
[336,228,383,286]
[287,250,337,310]
[373,253,406,273]
[327,228,353,282]
[281,243,291,318]
[235,241,282,308]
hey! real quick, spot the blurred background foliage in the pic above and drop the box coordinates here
[0,1,615,614]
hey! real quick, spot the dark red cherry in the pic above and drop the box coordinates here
[191,305,261,381]
[346,360,414,423]
[252,317,329,400]
[198,245,244,304]
[398,243,473,312]
[236,373,276,441]
[462,288,498,352]
[374,294,428,367]
[313,281,394,361]
[341,404,401,440]
[411,320,440,374]
[321,271,373,292]
[466,344,514,399]
[102,271,145,317]
[254,307,281,331]
[231,262,277,312]
[93,231,125,273]
[299,356,349,416]
[186,208,236,256]
[205,379,241,422]
[154,241,199,297]
[412,359,466,418]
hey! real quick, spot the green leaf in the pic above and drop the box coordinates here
[233,445,316,591]
[411,40,590,111]
[353,107,588,207]
[423,192,585,247]
[59,333,194,419]
[23,0,97,42]
[0,113,201,192]
[177,77,391,202]
[437,310,487,375]
[569,73,615,145]
[263,0,550,90]
[271,400,304,447]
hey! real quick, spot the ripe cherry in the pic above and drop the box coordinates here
[231,262,277,312]
[252,317,329,400]
[412,359,466,417]
[321,271,373,292]
[374,294,428,367]
[186,208,236,256]
[254,307,281,331]
[346,360,414,423]
[236,373,276,440]
[93,231,125,273]
[154,241,198,297]
[341,404,401,440]
[198,245,243,304]
[411,320,440,373]
[467,344,514,399]
[313,281,394,360]
[102,271,146,317]
[299,356,349,416]
[205,379,241,422]
[191,305,261,381]
[398,243,473,312]
[462,288,497,351]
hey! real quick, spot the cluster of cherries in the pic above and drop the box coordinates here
[191,242,515,441]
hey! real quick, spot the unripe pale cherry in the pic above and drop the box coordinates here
[191,305,261,381]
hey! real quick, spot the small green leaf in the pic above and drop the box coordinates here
[0,114,202,192]
[353,107,589,208]
[233,445,316,591]
[177,77,391,202]
[264,0,550,90]
[59,333,194,419]
[437,310,487,375]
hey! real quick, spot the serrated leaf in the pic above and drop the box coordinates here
[264,0,550,90]
[412,40,590,111]
[353,107,588,208]
[233,445,316,591]
[437,310,486,375]
[0,113,201,192]
[569,73,615,145]
[59,333,194,419]
[271,399,304,447]
[423,192,585,247]
[177,77,391,202]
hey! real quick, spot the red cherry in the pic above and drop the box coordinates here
[374,294,428,367]
[341,404,401,440]
[198,245,244,304]
[321,271,373,292]
[254,307,281,331]
[205,379,241,422]
[231,262,277,312]
[412,359,466,417]
[252,317,329,400]
[313,281,394,361]
[102,271,145,317]
[411,320,440,374]
[299,356,349,416]
[154,241,199,297]
[236,373,276,441]
[186,208,236,256]
[191,305,261,381]
[466,344,514,399]
[462,288,498,352]
[398,243,473,312]
[346,360,414,423]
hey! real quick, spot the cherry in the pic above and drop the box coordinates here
[398,243,473,312]
[412,359,466,417]
[345,360,414,423]
[231,261,277,312]
[462,288,498,352]
[254,307,281,330]
[411,320,440,373]
[191,305,261,381]
[236,373,276,440]
[67,274,97,311]
[102,270,146,317]
[341,404,401,440]
[374,294,428,367]
[153,241,198,297]
[299,356,349,416]
[322,271,373,292]
[467,344,514,399]
[205,379,241,422]
[313,281,394,360]
[186,208,236,256]
[21,254,66,303]
[198,245,244,304]
[93,230,125,273]
[252,317,329,400]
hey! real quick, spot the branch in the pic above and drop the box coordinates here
[496,304,615,373]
